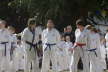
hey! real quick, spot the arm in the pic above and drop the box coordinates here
[21,29,28,42]
[56,30,61,43]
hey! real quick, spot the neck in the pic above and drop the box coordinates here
[79,27,84,32]
[29,27,34,30]
[48,28,53,31]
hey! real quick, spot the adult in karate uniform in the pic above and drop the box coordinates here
[41,19,60,72]
[88,27,103,72]
[70,19,90,72]
[22,18,40,72]
[0,20,11,72]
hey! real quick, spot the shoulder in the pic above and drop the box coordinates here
[23,27,29,32]
[42,28,47,32]
[23,27,29,33]
[4,29,11,35]
[75,29,79,32]
[12,34,17,38]
[42,28,47,34]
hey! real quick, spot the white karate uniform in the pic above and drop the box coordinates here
[9,34,18,72]
[100,43,107,70]
[106,48,108,60]
[57,41,68,71]
[0,29,11,72]
[105,33,108,48]
[65,41,73,69]
[70,29,90,72]
[89,33,103,72]
[22,27,40,72]
[41,28,60,72]
[36,26,43,35]
[15,44,25,71]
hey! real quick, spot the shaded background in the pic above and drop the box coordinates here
[0,0,108,33]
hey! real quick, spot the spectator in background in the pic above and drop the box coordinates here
[63,25,75,43]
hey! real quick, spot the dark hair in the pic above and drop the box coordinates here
[90,27,98,33]
[76,19,85,26]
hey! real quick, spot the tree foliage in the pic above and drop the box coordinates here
[0,0,108,32]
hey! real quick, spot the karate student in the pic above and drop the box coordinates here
[0,20,11,72]
[57,35,67,71]
[8,26,17,61]
[8,26,17,72]
[15,35,25,72]
[22,18,40,72]
[41,19,60,72]
[70,19,90,72]
[65,35,73,70]
[88,27,103,72]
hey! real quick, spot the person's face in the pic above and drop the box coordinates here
[8,28,15,34]
[67,26,72,32]
[61,36,65,41]
[66,36,71,42]
[76,24,84,30]
[30,24,36,29]
[47,20,54,29]
[0,21,5,29]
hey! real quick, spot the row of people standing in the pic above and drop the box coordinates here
[16,18,108,72]
[0,17,108,72]
[21,19,104,72]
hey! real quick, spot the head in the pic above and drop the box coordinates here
[60,35,65,41]
[8,26,15,34]
[90,27,97,33]
[47,19,54,30]
[65,35,71,42]
[76,19,85,31]
[67,25,72,32]
[28,18,36,29]
[0,20,7,29]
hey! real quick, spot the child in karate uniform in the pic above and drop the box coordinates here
[65,35,73,70]
[14,36,25,72]
[57,35,68,71]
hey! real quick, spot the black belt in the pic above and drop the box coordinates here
[88,48,97,57]
[10,42,16,60]
[26,41,38,52]
[1,42,8,56]
[44,43,56,51]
